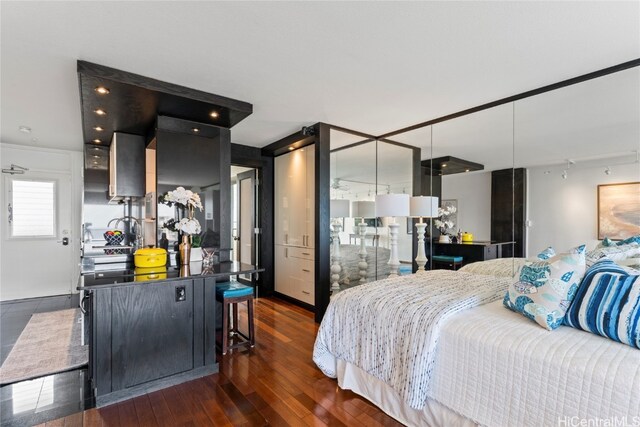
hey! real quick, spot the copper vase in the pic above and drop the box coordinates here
[179,235,191,265]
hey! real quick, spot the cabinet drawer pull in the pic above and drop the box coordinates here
[302,291,310,295]
[285,233,288,244]
[302,269,310,272]
[302,252,310,256]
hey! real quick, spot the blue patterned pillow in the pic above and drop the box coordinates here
[564,259,640,349]
[504,245,586,330]
[619,235,640,246]
[537,246,556,260]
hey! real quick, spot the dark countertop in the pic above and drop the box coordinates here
[433,241,515,246]
[78,261,263,290]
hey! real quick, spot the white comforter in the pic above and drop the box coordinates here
[431,300,640,425]
[313,270,512,409]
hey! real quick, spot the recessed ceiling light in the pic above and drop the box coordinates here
[92,139,102,144]
[95,86,110,95]
[93,161,98,165]
[19,125,31,134]
[93,147,101,151]
[210,111,219,119]
[441,163,447,167]
[465,169,470,172]
[93,155,100,159]
[31,137,38,143]
[191,128,200,133]
[288,147,294,151]
[94,109,107,116]
[94,126,104,132]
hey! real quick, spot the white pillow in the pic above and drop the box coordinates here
[585,243,640,267]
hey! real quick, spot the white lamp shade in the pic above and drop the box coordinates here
[410,196,439,218]
[330,199,350,218]
[375,193,410,217]
[351,201,376,218]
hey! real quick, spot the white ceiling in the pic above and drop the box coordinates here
[1,1,639,153]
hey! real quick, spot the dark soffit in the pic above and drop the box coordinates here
[77,61,252,147]
[422,156,484,175]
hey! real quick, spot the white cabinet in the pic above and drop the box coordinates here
[274,246,315,305]
[274,145,315,305]
[274,147,315,248]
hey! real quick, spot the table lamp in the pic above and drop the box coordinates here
[410,196,439,271]
[375,194,410,277]
[330,199,350,293]
[351,200,376,283]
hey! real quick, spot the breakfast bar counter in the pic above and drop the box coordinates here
[79,261,263,407]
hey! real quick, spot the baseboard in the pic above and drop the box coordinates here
[272,292,315,312]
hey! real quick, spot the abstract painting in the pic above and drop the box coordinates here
[598,182,640,240]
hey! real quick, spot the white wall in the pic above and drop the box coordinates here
[527,162,640,254]
[0,143,83,300]
[441,171,492,241]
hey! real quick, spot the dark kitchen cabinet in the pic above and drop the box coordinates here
[89,276,218,406]
[111,280,194,389]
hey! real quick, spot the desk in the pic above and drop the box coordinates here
[431,241,513,266]
[349,234,380,246]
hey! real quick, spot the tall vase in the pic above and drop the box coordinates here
[179,235,191,266]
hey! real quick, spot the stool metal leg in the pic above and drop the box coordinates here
[248,297,255,347]
[222,300,229,355]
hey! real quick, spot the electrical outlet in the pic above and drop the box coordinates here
[175,286,186,302]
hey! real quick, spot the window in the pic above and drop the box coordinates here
[9,179,56,237]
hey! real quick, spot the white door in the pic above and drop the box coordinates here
[1,170,74,300]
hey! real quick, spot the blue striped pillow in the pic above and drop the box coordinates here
[619,235,640,246]
[564,259,640,349]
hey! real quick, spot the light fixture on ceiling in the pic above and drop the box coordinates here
[95,86,110,95]
[543,170,551,175]
[604,166,612,175]
[94,126,104,132]
[94,109,107,116]
[210,111,219,119]
[93,147,101,151]
[18,125,31,134]
[31,137,38,143]
[465,169,470,172]
[561,170,568,180]
[93,155,100,159]
[288,147,294,151]
[191,128,200,133]
[93,139,102,144]
[441,163,447,168]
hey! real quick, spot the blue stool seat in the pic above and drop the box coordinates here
[216,282,254,299]
[215,281,255,355]
[432,255,464,263]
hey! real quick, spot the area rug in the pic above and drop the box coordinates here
[0,308,88,385]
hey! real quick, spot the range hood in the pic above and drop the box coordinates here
[109,132,145,203]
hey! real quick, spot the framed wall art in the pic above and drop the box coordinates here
[597,182,640,240]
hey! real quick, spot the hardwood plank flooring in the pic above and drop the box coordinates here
[47,297,402,426]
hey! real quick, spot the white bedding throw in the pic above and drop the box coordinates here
[431,301,640,425]
[313,270,512,410]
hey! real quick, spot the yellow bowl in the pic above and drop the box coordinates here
[134,247,167,268]
[134,266,167,281]
[462,233,474,242]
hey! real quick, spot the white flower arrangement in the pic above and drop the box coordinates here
[175,217,201,235]
[160,186,203,211]
[433,205,457,235]
[159,186,204,236]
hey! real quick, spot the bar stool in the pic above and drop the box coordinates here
[215,282,255,355]
[432,255,464,270]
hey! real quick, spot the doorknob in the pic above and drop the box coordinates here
[58,237,69,246]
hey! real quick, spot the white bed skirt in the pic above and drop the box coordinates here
[335,359,477,427]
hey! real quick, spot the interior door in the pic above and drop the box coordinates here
[1,171,74,300]
[237,169,257,285]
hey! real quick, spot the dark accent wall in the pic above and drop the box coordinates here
[156,119,231,261]
[491,168,526,258]
[231,143,274,298]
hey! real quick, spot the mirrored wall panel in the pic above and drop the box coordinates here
[515,66,640,255]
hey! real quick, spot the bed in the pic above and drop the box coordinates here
[313,266,640,426]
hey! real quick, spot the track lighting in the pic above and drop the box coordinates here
[561,170,568,180]
[604,167,611,175]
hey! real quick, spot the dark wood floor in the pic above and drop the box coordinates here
[38,297,403,426]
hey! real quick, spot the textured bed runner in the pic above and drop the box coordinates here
[313,270,511,409]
